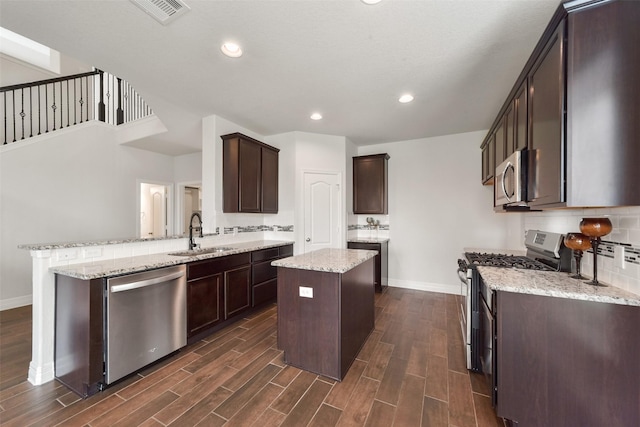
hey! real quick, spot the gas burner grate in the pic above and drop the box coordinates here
[464,253,553,271]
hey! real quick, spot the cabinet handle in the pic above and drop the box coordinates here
[306,238,311,242]
[501,162,515,203]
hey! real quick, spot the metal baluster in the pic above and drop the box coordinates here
[116,77,124,125]
[66,80,70,127]
[30,86,33,137]
[37,85,42,135]
[12,90,16,142]
[20,88,25,140]
[3,92,6,144]
[52,82,57,131]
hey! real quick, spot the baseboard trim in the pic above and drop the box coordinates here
[388,279,461,295]
[0,295,33,311]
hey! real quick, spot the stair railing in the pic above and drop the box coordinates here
[1,69,152,145]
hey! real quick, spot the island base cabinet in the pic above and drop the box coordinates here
[277,258,374,381]
[496,292,640,426]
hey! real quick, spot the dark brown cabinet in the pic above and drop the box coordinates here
[494,116,506,167]
[222,133,279,213]
[186,252,251,339]
[353,154,390,215]
[481,134,495,184]
[251,244,293,307]
[347,240,388,293]
[495,291,640,426]
[527,21,565,207]
[481,0,640,207]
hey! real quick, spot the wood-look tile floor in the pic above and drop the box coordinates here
[0,287,504,427]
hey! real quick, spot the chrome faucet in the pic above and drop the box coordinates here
[188,212,203,250]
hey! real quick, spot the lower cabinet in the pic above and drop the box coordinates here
[251,244,294,307]
[347,241,388,292]
[186,244,294,341]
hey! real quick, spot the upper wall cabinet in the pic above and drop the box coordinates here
[353,154,390,214]
[481,0,640,208]
[222,133,279,213]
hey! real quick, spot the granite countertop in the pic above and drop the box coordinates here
[347,237,390,244]
[19,233,220,251]
[478,266,640,307]
[272,248,377,274]
[51,240,293,280]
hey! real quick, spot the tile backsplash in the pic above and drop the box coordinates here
[523,206,640,295]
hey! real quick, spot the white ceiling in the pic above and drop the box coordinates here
[0,0,562,156]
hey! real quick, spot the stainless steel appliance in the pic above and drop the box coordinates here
[457,230,571,372]
[105,265,186,384]
[495,150,527,207]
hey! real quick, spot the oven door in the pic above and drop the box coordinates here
[457,263,472,369]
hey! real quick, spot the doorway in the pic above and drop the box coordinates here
[303,171,342,253]
[176,182,202,235]
[139,182,173,238]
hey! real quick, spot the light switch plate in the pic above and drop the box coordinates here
[83,247,103,258]
[614,246,626,269]
[56,250,77,261]
[299,286,313,298]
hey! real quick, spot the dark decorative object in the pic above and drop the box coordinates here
[579,217,613,286]
[563,232,591,279]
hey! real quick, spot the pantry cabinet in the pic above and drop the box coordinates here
[222,133,279,213]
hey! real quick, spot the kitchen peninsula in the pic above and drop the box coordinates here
[273,248,376,380]
[19,236,293,387]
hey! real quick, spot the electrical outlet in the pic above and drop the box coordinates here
[83,247,103,258]
[233,227,238,235]
[299,286,313,298]
[56,250,77,261]
[614,246,626,269]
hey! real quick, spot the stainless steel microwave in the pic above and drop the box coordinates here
[495,150,527,207]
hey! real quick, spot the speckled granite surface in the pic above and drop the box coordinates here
[19,233,218,250]
[463,248,526,256]
[478,266,640,306]
[347,237,390,244]
[51,240,293,280]
[272,248,376,273]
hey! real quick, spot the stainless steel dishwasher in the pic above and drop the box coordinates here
[105,264,186,384]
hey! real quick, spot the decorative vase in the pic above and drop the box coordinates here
[563,232,591,279]
[579,217,612,286]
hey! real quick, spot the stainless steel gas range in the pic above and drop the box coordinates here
[457,230,572,372]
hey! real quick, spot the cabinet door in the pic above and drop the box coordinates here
[514,82,527,152]
[239,139,262,212]
[261,147,278,213]
[495,116,506,166]
[224,265,251,318]
[528,22,565,206]
[187,274,223,338]
[353,154,389,214]
[482,134,495,184]
[505,105,515,158]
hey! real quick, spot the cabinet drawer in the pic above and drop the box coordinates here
[252,278,277,307]
[347,242,381,253]
[251,247,280,263]
[252,260,277,285]
[187,252,251,280]
[279,244,293,257]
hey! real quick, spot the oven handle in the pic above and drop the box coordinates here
[457,268,469,285]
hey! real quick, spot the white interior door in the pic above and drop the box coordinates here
[303,172,341,253]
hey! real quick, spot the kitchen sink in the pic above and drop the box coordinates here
[168,247,235,256]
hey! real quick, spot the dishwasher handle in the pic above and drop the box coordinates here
[110,270,185,293]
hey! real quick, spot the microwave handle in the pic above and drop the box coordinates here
[501,162,514,203]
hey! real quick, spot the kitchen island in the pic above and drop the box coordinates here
[478,266,640,426]
[273,248,376,381]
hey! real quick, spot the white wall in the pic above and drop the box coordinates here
[357,131,519,293]
[0,124,181,309]
[522,207,640,295]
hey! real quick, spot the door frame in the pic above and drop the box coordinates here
[137,180,174,238]
[175,181,202,235]
[299,169,344,254]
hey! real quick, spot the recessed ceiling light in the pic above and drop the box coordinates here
[221,42,242,58]
[398,94,414,103]
[310,113,323,120]
[361,0,382,4]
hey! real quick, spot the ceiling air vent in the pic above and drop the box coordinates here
[131,0,190,25]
